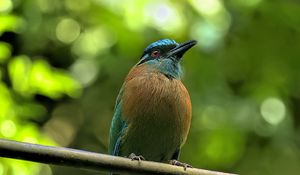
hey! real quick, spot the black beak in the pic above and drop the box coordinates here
[167,40,197,61]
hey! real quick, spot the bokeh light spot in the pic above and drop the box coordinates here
[72,27,116,57]
[153,4,172,25]
[144,2,184,33]
[260,97,286,125]
[56,18,80,44]
[30,59,82,98]
[189,0,222,16]
[8,56,32,95]
[8,56,82,99]
[0,42,11,62]
[191,21,222,51]
[1,120,16,138]
[0,0,13,13]
[0,15,24,37]
[70,59,99,87]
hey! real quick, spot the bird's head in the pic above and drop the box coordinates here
[136,39,197,79]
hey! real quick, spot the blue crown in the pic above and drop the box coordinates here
[144,39,178,52]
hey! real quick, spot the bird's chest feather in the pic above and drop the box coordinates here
[120,67,191,161]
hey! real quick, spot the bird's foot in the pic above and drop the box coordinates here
[128,153,145,161]
[169,160,192,170]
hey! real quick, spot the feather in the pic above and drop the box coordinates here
[108,85,127,155]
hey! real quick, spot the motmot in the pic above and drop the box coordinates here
[109,39,197,168]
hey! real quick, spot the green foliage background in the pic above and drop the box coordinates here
[0,0,300,175]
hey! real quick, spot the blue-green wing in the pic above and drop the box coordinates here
[108,86,127,155]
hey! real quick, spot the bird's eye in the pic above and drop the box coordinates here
[151,50,160,58]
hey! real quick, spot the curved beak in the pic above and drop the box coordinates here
[166,40,197,61]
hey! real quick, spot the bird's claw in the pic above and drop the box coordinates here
[128,153,145,161]
[169,160,192,170]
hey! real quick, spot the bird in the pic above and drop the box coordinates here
[108,39,197,169]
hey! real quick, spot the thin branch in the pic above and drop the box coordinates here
[0,139,237,175]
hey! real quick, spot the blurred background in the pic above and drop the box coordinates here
[0,0,300,175]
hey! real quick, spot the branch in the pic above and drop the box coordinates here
[0,139,237,175]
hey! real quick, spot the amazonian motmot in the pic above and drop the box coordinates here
[108,39,197,168]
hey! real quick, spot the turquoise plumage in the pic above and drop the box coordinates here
[109,39,197,166]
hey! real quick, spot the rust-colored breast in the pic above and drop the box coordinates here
[121,65,192,146]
